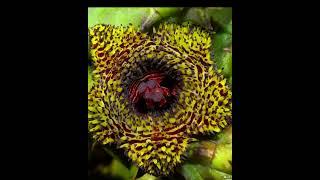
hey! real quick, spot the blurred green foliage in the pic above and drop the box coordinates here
[88,7,232,180]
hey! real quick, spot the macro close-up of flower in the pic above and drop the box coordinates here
[88,8,232,180]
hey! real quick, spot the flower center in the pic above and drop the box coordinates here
[129,72,178,114]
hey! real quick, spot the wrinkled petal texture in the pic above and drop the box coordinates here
[88,23,232,176]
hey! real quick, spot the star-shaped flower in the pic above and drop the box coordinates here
[88,23,232,176]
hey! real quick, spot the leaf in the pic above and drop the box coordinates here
[88,8,151,28]
[181,163,232,180]
[129,164,139,179]
[88,65,93,92]
[181,164,204,180]
[182,126,232,179]
[141,8,182,32]
[211,127,232,174]
[213,31,232,82]
[183,8,213,31]
[136,173,158,180]
[210,168,232,180]
[220,50,232,83]
[216,126,232,144]
[88,8,183,29]
[154,8,183,18]
[110,159,131,179]
[206,7,232,32]
[211,143,232,174]
[205,7,232,82]
[184,141,217,166]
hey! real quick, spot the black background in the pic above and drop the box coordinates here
[1,0,318,179]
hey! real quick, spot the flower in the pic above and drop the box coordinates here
[88,23,232,176]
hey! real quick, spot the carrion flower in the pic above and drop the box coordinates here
[88,22,232,176]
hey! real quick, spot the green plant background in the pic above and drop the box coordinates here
[88,7,232,180]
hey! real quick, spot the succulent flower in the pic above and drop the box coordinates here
[88,22,232,176]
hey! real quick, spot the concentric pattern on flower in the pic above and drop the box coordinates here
[88,23,232,176]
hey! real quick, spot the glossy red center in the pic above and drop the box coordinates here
[129,73,177,113]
